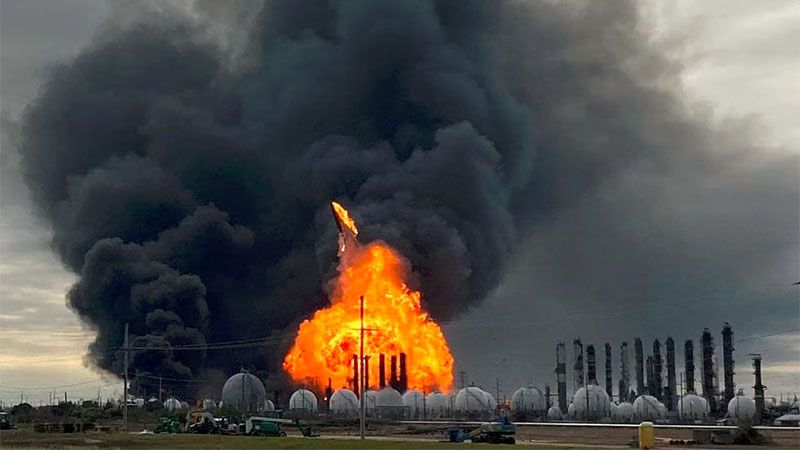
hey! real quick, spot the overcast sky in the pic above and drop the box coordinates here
[0,0,798,406]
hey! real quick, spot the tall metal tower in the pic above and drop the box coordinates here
[646,355,655,395]
[556,342,567,412]
[722,323,735,404]
[573,339,584,391]
[653,339,663,400]
[587,345,597,384]
[750,353,766,423]
[604,343,613,398]
[634,338,645,396]
[701,328,716,413]
[666,337,677,411]
[684,340,695,393]
[620,342,630,402]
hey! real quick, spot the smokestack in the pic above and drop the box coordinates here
[701,328,716,413]
[379,354,386,388]
[556,342,567,412]
[646,355,655,395]
[620,342,630,402]
[390,355,398,390]
[353,354,359,396]
[587,345,597,384]
[573,339,584,390]
[722,322,735,404]
[684,340,695,393]
[652,339,663,400]
[666,338,676,411]
[364,356,371,391]
[751,354,765,423]
[399,352,408,393]
[604,343,613,398]
[634,338,645,395]
[545,384,551,410]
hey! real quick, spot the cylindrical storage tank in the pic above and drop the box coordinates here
[330,389,359,417]
[221,371,267,412]
[376,387,404,408]
[678,394,708,421]
[454,387,493,414]
[510,386,546,414]
[571,384,611,420]
[609,402,619,421]
[426,392,449,418]
[288,389,318,412]
[633,395,664,421]
[163,397,181,411]
[547,405,563,420]
[264,399,275,411]
[402,390,425,419]
[617,402,635,423]
[363,390,378,415]
[727,395,756,422]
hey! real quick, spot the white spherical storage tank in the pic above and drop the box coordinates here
[616,402,635,423]
[264,399,275,411]
[330,389,359,417]
[288,389,318,412]
[163,397,181,411]
[363,390,378,414]
[426,392,450,418]
[510,386,546,414]
[609,402,619,421]
[678,394,708,421]
[547,405,563,420]
[567,402,576,417]
[376,387,404,408]
[221,371,267,411]
[571,384,611,420]
[202,399,216,410]
[134,398,145,408]
[402,390,425,418]
[454,387,493,414]
[633,395,664,421]
[727,394,757,422]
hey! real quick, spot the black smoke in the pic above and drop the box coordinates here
[17,0,797,396]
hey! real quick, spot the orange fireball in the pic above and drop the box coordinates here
[283,202,454,393]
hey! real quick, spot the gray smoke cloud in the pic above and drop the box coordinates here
[17,0,798,397]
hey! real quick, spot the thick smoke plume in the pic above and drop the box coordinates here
[18,0,797,396]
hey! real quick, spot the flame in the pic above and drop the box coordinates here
[331,201,358,235]
[283,203,454,393]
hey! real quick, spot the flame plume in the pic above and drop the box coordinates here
[283,202,454,392]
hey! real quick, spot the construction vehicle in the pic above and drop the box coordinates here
[184,410,219,434]
[0,412,13,430]
[155,416,181,434]
[245,417,289,436]
[469,416,516,444]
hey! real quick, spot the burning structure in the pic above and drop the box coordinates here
[283,202,454,392]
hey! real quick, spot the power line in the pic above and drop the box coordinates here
[0,378,109,390]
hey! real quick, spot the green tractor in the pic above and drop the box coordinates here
[155,416,182,434]
[245,417,289,437]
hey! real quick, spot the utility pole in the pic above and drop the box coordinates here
[359,295,365,440]
[158,376,162,403]
[123,323,129,434]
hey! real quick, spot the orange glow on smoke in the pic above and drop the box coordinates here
[283,203,454,393]
[331,201,358,235]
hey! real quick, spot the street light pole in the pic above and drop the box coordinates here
[359,295,366,439]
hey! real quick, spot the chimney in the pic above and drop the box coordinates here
[586,345,597,384]
[634,338,645,396]
[751,354,765,423]
[399,353,408,392]
[604,343,613,398]
[545,384,552,410]
[701,328,716,413]
[353,354,360,396]
[666,338,676,411]
[379,354,386,388]
[556,342,567,411]
[573,339,584,390]
[390,355,398,390]
[684,340,695,393]
[620,342,630,402]
[722,323,735,404]
[646,355,655,396]
[652,339,663,400]
[364,356,371,391]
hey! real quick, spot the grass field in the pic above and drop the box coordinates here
[0,430,619,449]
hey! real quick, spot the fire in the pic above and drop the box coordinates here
[283,202,454,393]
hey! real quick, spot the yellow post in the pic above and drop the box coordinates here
[638,421,655,449]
